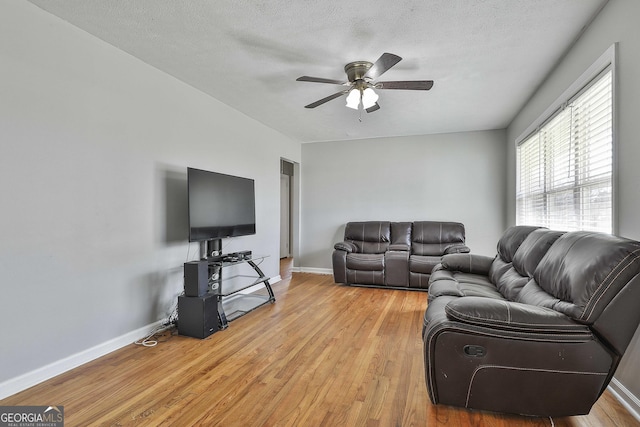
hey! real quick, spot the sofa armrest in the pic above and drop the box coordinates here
[334,241,358,253]
[440,253,494,275]
[444,244,471,254]
[444,297,591,334]
[389,243,410,251]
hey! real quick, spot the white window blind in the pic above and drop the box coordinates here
[516,68,613,233]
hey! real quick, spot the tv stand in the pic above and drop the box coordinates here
[209,254,274,329]
[200,238,222,260]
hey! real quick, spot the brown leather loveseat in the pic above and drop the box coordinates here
[332,221,469,289]
[423,226,640,416]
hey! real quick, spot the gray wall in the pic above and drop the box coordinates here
[506,0,640,406]
[0,1,300,390]
[299,130,507,270]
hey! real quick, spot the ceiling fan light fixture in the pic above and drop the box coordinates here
[361,88,378,109]
[345,88,360,110]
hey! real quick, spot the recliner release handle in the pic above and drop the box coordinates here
[463,345,486,357]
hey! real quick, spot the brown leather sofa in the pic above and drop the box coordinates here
[332,221,469,289]
[423,226,640,416]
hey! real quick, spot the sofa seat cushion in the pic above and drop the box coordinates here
[409,255,441,274]
[428,273,505,301]
[346,253,384,271]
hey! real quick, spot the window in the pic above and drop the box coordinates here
[516,51,614,234]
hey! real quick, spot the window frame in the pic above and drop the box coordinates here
[515,44,617,234]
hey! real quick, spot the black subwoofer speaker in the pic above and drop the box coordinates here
[184,260,209,297]
[177,293,219,339]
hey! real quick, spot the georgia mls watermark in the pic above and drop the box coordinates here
[0,406,64,427]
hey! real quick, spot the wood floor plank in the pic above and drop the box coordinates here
[1,266,639,426]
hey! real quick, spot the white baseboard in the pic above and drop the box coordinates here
[0,320,165,400]
[608,377,640,422]
[296,267,332,275]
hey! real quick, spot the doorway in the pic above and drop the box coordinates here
[280,159,295,262]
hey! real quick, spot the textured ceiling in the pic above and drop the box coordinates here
[27,0,607,143]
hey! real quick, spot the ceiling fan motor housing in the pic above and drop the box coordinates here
[344,61,373,83]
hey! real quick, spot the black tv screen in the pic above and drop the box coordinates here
[187,167,256,242]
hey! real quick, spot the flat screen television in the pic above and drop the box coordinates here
[187,167,256,242]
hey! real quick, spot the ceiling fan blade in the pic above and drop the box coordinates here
[365,103,380,113]
[376,80,434,90]
[304,90,348,108]
[364,53,402,80]
[296,76,347,85]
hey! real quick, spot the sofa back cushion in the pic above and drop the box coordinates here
[412,221,465,256]
[488,226,543,288]
[344,221,391,254]
[529,231,640,322]
[488,257,511,285]
[492,230,564,301]
[496,226,544,263]
[391,222,413,248]
[512,229,565,278]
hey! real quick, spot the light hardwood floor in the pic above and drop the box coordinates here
[2,260,639,426]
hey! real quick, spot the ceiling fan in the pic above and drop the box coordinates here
[296,52,433,113]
